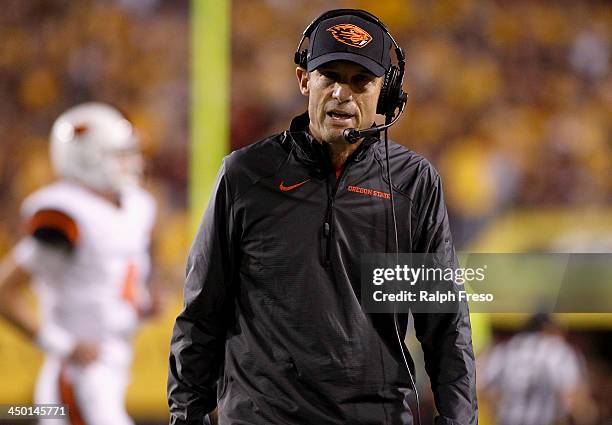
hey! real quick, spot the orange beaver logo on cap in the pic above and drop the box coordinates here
[326,24,372,48]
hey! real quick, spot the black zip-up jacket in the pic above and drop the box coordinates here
[168,113,478,425]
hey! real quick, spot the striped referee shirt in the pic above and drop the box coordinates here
[479,332,584,425]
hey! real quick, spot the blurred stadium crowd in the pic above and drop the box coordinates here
[0,0,610,424]
[1,0,609,280]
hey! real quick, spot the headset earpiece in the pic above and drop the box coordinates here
[377,66,394,116]
[294,50,308,69]
[377,65,405,117]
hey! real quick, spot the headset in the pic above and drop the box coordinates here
[294,9,408,125]
[295,10,421,425]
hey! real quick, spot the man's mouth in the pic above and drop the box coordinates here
[327,110,354,122]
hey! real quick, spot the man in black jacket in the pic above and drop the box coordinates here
[168,9,478,425]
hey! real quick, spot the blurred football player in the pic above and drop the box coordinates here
[0,103,158,425]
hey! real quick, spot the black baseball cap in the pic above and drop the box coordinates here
[307,13,392,77]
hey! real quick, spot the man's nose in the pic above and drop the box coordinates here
[332,82,352,103]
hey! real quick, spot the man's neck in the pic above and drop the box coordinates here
[324,140,362,169]
[306,124,362,169]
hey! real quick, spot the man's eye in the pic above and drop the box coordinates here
[321,71,339,80]
[353,75,371,85]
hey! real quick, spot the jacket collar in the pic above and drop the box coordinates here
[285,112,379,172]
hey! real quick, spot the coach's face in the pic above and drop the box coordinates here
[297,60,383,145]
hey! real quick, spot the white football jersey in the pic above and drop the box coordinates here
[14,180,156,363]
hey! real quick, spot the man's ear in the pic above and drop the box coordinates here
[296,67,309,96]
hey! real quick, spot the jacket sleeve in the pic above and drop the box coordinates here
[411,172,478,425]
[168,160,235,425]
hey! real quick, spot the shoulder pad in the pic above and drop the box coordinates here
[25,209,79,249]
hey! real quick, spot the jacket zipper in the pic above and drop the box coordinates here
[323,162,351,267]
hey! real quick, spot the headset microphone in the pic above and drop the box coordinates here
[343,127,378,144]
[343,98,407,143]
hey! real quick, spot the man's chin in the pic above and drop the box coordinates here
[320,126,353,145]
